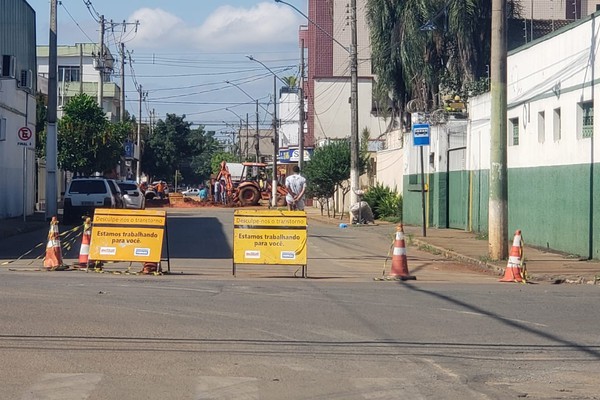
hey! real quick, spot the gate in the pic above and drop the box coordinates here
[446,126,468,230]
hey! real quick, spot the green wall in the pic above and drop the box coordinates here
[403,164,599,259]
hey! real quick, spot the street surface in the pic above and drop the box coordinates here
[1,208,599,399]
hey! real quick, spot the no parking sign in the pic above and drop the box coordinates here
[17,127,33,148]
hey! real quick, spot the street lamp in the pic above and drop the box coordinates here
[274,0,360,208]
[226,108,247,158]
[225,81,264,162]
[245,55,282,208]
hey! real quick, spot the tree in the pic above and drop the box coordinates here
[142,114,220,184]
[35,92,47,159]
[282,76,297,88]
[304,140,357,217]
[210,151,241,176]
[55,93,125,176]
[366,0,520,124]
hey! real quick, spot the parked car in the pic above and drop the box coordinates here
[63,177,124,224]
[117,180,145,209]
[181,188,200,196]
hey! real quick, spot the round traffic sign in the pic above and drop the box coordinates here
[18,127,33,141]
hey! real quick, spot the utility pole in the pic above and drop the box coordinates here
[489,0,508,259]
[299,38,305,171]
[97,15,105,109]
[271,75,279,208]
[349,0,360,207]
[45,0,58,220]
[79,43,83,94]
[120,42,125,121]
[255,99,260,162]
[245,113,249,159]
[136,84,144,183]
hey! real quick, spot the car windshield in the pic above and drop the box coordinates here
[118,183,137,192]
[69,180,107,194]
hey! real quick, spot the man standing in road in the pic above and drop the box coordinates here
[285,166,307,211]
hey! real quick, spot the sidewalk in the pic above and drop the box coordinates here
[2,209,599,284]
[304,207,600,284]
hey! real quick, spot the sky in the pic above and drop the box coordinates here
[28,0,307,142]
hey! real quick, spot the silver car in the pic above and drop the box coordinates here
[117,181,145,209]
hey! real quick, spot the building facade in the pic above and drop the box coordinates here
[0,0,37,219]
[401,13,600,259]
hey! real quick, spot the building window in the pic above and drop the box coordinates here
[58,66,80,82]
[537,111,545,143]
[553,108,561,141]
[580,101,593,138]
[509,117,519,145]
[0,118,6,141]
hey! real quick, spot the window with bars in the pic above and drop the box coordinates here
[581,101,593,138]
[509,117,519,145]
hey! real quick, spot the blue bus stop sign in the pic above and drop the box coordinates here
[412,123,430,146]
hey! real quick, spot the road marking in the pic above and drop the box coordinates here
[21,373,102,400]
[438,308,548,327]
[195,376,258,400]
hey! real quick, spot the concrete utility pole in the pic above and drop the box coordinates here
[255,99,260,162]
[245,113,249,159]
[97,15,105,109]
[120,42,125,121]
[299,38,305,171]
[349,0,360,207]
[272,75,279,208]
[489,0,508,259]
[136,84,143,183]
[45,0,58,220]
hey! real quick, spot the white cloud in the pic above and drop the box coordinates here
[129,3,302,51]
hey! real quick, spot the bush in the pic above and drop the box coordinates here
[363,183,402,221]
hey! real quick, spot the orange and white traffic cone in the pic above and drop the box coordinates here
[43,216,65,270]
[77,217,92,268]
[500,230,524,283]
[141,262,161,275]
[388,225,416,280]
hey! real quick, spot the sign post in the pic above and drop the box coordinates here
[412,123,430,237]
[17,126,34,222]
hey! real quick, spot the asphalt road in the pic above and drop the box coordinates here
[1,208,599,399]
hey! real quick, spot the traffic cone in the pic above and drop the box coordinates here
[77,217,92,268]
[388,225,416,280]
[141,262,161,275]
[43,216,65,270]
[500,230,524,282]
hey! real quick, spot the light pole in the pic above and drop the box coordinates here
[225,81,267,162]
[246,55,285,208]
[226,108,246,158]
[274,0,360,207]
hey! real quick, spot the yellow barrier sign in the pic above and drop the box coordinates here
[89,209,166,263]
[233,210,307,269]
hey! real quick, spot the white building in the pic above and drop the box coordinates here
[0,0,37,219]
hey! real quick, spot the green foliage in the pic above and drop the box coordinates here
[363,183,403,220]
[35,93,47,159]
[210,151,241,175]
[142,114,219,183]
[56,93,127,176]
[304,140,351,200]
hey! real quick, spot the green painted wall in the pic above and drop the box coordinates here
[403,164,599,259]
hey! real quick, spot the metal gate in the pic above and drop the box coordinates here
[446,126,468,230]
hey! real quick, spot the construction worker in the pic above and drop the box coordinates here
[285,166,307,211]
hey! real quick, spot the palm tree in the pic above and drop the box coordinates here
[366,0,518,126]
[282,75,298,88]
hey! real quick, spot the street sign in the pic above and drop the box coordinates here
[412,123,430,146]
[17,126,33,148]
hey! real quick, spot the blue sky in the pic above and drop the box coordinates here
[28,0,307,140]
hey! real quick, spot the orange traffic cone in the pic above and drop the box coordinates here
[43,216,64,270]
[77,217,92,268]
[141,262,161,275]
[388,225,416,280]
[500,230,524,282]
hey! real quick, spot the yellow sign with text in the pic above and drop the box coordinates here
[233,210,307,265]
[89,209,166,263]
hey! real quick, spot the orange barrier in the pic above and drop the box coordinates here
[388,225,416,280]
[43,216,64,270]
[500,230,524,283]
[141,262,161,274]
